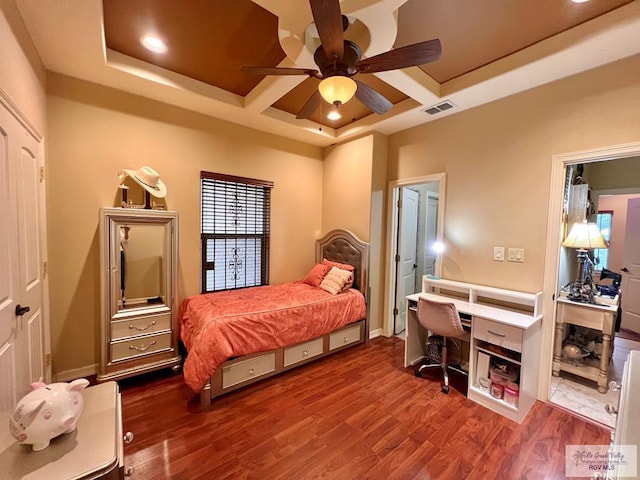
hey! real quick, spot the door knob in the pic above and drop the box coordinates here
[15,304,30,316]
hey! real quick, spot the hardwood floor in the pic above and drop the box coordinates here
[120,337,609,479]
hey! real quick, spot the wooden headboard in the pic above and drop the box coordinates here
[315,229,369,299]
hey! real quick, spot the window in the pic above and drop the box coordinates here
[593,210,612,271]
[201,172,273,292]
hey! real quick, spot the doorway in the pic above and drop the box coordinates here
[542,143,640,426]
[384,173,446,338]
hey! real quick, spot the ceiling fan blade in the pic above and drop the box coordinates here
[356,39,442,74]
[241,66,318,76]
[354,80,392,115]
[296,90,322,120]
[309,0,344,60]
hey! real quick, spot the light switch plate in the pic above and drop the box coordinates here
[493,246,504,261]
[508,248,524,262]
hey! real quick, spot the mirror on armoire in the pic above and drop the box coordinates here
[116,222,167,311]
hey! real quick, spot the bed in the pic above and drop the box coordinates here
[178,228,369,405]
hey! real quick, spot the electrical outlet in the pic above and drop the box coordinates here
[493,246,504,261]
[508,248,525,262]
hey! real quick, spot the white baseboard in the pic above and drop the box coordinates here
[54,364,98,382]
[369,328,384,339]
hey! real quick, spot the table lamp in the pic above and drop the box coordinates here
[561,220,608,302]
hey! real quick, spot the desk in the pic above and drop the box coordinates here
[553,297,618,393]
[406,278,543,424]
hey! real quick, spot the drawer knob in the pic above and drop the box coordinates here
[249,368,255,375]
[302,349,308,357]
[129,340,157,352]
[344,336,349,343]
[129,321,156,331]
[125,466,135,477]
[124,431,134,444]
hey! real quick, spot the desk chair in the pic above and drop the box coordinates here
[415,297,466,394]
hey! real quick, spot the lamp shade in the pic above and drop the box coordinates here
[562,221,609,249]
[318,76,357,105]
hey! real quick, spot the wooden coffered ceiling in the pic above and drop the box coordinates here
[14,0,640,146]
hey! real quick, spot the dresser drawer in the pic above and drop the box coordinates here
[222,352,276,389]
[329,324,362,351]
[474,317,522,353]
[110,332,172,361]
[284,337,324,367]
[111,313,171,340]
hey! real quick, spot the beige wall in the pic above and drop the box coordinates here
[46,74,323,375]
[388,54,640,294]
[320,133,388,333]
[0,0,46,132]
[322,135,374,241]
[587,156,640,191]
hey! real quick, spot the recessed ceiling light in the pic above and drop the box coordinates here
[327,110,341,120]
[140,35,168,54]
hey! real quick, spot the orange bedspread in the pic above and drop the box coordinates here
[178,281,367,392]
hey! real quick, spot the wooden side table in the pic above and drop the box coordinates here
[0,381,129,479]
[553,298,618,393]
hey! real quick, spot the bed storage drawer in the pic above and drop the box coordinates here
[110,332,172,361]
[329,324,362,351]
[223,352,276,389]
[284,337,324,367]
[473,317,522,353]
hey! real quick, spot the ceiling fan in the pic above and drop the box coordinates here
[241,0,442,120]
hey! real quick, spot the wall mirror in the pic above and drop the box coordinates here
[100,208,177,318]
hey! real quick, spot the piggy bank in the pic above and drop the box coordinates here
[8,378,90,451]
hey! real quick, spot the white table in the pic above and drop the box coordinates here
[553,297,619,393]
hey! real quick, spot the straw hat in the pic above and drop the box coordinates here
[122,166,167,198]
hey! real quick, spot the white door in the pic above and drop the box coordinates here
[0,103,45,410]
[395,187,419,334]
[621,196,640,334]
[423,193,439,278]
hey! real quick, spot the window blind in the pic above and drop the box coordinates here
[200,172,273,292]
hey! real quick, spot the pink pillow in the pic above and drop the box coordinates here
[322,259,355,289]
[319,267,354,295]
[302,263,331,287]
[322,258,355,272]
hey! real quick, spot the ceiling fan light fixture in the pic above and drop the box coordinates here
[327,109,342,121]
[318,76,357,106]
[140,35,168,54]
